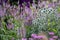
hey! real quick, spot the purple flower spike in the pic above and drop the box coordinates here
[48,3,53,8]
[48,32,54,35]
[0,9,5,17]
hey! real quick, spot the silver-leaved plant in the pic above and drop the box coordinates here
[32,7,58,34]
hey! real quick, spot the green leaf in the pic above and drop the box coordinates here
[57,7,60,13]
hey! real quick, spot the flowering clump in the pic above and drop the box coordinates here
[31,33,44,39]
[48,32,54,35]
[0,0,60,40]
[22,38,27,40]
[48,32,58,40]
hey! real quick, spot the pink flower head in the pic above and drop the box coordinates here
[49,38,54,40]
[31,34,37,37]
[22,38,27,40]
[29,38,34,40]
[53,36,58,39]
[48,32,54,35]
[34,36,40,39]
[37,36,44,39]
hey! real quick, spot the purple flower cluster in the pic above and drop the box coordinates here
[20,0,60,26]
[48,32,55,35]
[20,6,35,26]
[31,33,44,39]
[48,32,58,40]
[22,38,27,40]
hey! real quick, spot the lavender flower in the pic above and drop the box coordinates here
[20,6,33,26]
[48,3,53,8]
[41,1,47,8]
[9,7,18,17]
[0,8,5,17]
[38,1,42,8]
[32,2,36,9]
[5,3,10,8]
[25,6,30,14]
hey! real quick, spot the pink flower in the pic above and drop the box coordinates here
[31,34,44,39]
[22,38,27,40]
[52,36,58,39]
[31,34,37,37]
[49,38,54,40]
[29,38,34,40]
[37,36,44,39]
[33,36,38,38]
[48,32,54,35]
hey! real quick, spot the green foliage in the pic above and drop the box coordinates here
[57,7,60,13]
[25,25,32,38]
[20,7,60,38]
[57,19,60,37]
[12,19,21,30]
[9,0,18,6]
[32,7,58,35]
[0,15,21,40]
